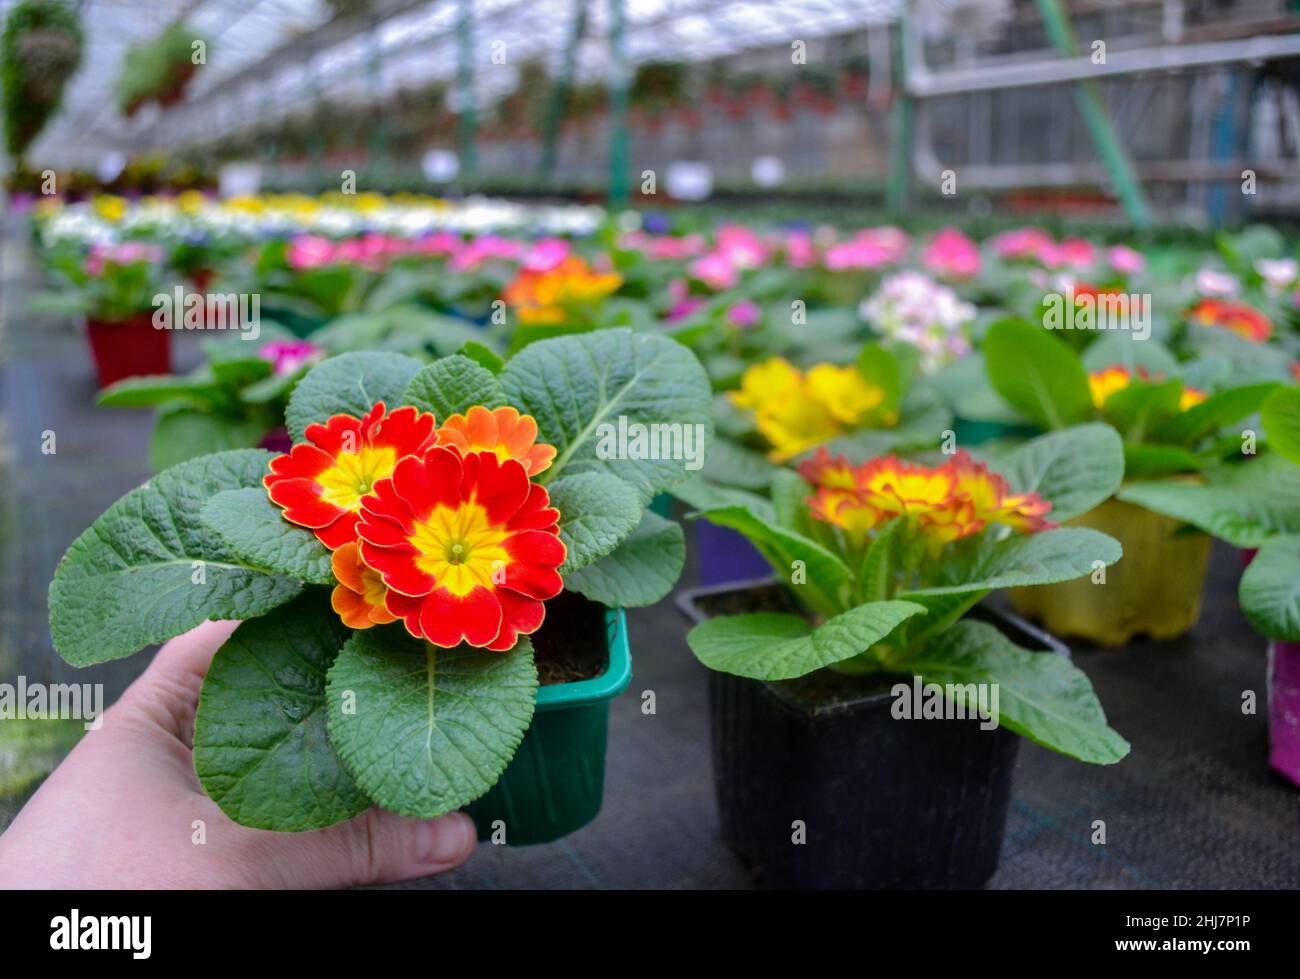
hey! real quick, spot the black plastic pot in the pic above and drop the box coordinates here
[677,578,1070,889]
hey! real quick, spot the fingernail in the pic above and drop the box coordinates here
[417,812,476,866]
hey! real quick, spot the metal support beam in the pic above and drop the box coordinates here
[607,0,630,207]
[886,16,912,213]
[540,0,587,184]
[1034,0,1152,228]
[456,0,478,183]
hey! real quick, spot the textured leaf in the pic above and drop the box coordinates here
[564,511,684,607]
[900,619,1130,764]
[193,591,370,831]
[1152,381,1279,447]
[694,505,854,617]
[686,601,926,681]
[150,406,268,471]
[285,351,422,442]
[700,436,781,490]
[1261,386,1300,466]
[502,329,714,503]
[49,450,304,666]
[1101,379,1183,441]
[992,423,1124,523]
[1118,455,1300,547]
[548,472,643,574]
[905,527,1122,596]
[402,354,506,420]
[984,318,1093,430]
[98,374,224,409]
[326,629,538,819]
[1239,534,1300,641]
[202,488,334,585]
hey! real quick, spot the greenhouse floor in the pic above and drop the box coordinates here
[2,232,1296,890]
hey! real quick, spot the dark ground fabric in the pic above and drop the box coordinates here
[2,226,1296,889]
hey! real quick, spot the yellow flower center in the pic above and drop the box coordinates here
[409,502,511,597]
[317,444,398,511]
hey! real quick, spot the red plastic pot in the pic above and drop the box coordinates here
[85,313,172,388]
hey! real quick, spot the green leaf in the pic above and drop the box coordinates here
[1118,455,1300,547]
[1122,441,1209,478]
[49,450,304,666]
[502,329,714,503]
[285,351,423,442]
[686,601,926,681]
[859,517,908,602]
[1261,386,1300,465]
[905,527,1122,596]
[98,373,224,409]
[700,436,781,490]
[564,511,685,607]
[149,406,268,471]
[458,340,505,374]
[201,488,334,585]
[1081,334,1179,376]
[857,342,902,424]
[1152,382,1279,447]
[403,354,506,419]
[769,468,811,533]
[899,619,1130,764]
[695,505,855,617]
[1101,379,1183,441]
[992,423,1124,523]
[1239,534,1300,641]
[548,472,643,574]
[193,591,371,831]
[670,475,774,522]
[326,629,538,819]
[984,318,1093,430]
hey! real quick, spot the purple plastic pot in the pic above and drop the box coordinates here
[696,520,771,587]
[1269,640,1300,789]
[259,427,293,454]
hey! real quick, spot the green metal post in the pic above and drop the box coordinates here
[885,17,912,214]
[1034,0,1152,228]
[607,0,630,207]
[456,0,478,183]
[367,28,389,179]
[540,0,587,184]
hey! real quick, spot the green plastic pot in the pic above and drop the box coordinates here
[952,417,1038,448]
[465,608,632,845]
[649,493,672,518]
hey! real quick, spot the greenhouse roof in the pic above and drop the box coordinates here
[8,0,901,167]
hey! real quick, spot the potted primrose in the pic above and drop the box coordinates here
[49,329,712,845]
[695,342,952,586]
[676,422,1131,888]
[33,241,172,387]
[981,319,1285,645]
[97,332,325,470]
[1139,385,1300,786]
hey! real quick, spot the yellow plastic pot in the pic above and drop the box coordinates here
[1007,497,1212,646]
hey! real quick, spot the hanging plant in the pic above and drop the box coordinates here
[116,23,208,117]
[1,0,83,162]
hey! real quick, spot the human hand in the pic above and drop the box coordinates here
[0,620,477,889]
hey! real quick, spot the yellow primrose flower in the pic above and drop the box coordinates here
[1088,365,1207,413]
[176,190,207,214]
[92,195,128,223]
[730,357,889,461]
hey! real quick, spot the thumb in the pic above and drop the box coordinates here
[255,808,478,888]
